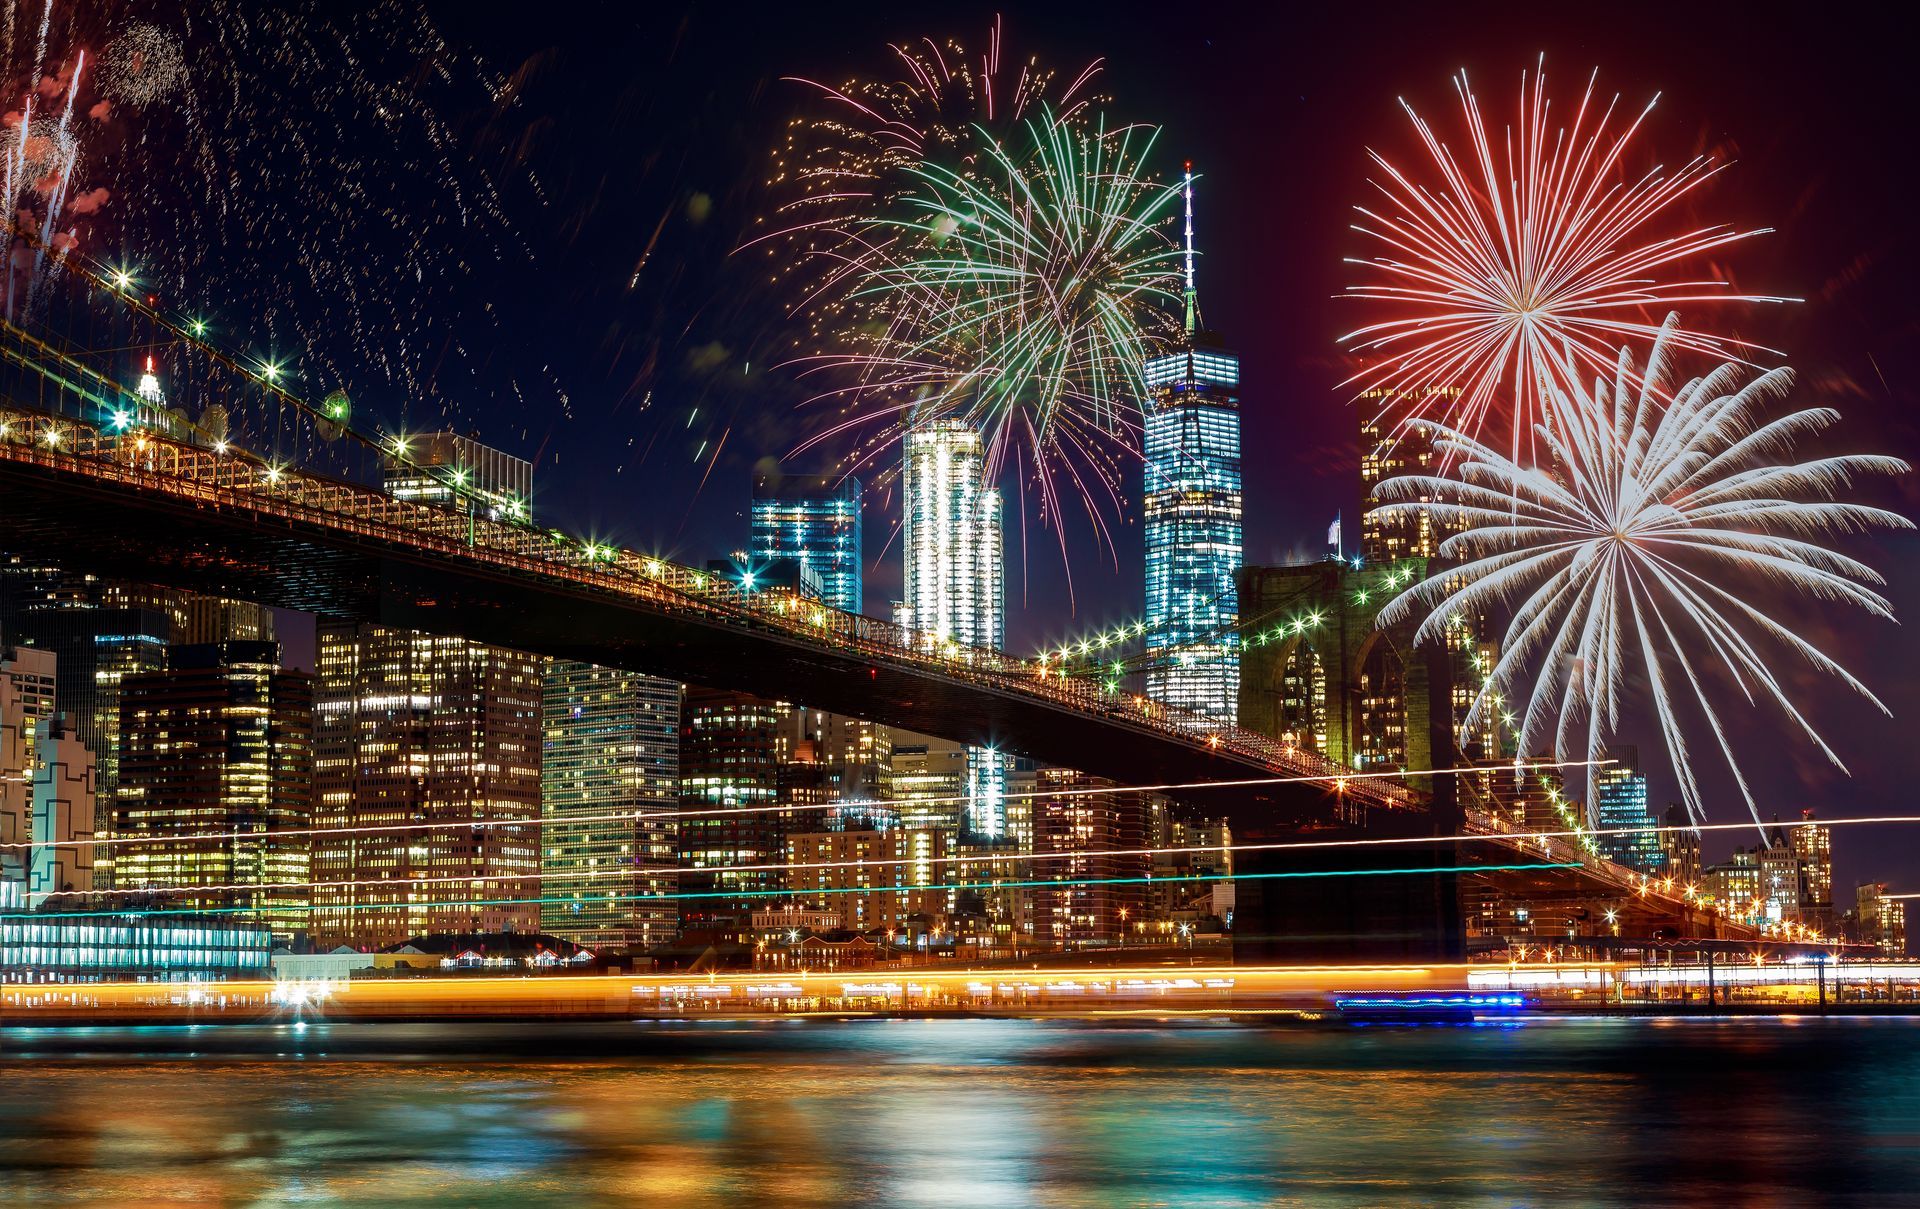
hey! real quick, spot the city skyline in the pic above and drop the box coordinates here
[1,7,1917,1204]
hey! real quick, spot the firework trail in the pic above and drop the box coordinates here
[1375,316,1909,826]
[1341,59,1793,456]
[792,110,1184,567]
[2,1,548,436]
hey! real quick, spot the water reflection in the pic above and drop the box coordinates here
[1,1018,1917,1205]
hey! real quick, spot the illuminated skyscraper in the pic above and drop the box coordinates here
[899,420,1006,839]
[5,576,180,888]
[899,420,1003,653]
[1658,804,1702,885]
[311,625,542,948]
[1143,167,1241,724]
[751,474,863,614]
[1594,746,1665,874]
[541,663,681,950]
[117,642,313,944]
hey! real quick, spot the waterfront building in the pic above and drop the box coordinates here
[751,474,862,614]
[541,663,681,951]
[27,715,94,904]
[1143,168,1241,725]
[899,419,1003,653]
[311,624,542,948]
[6,582,178,883]
[0,880,271,983]
[1594,747,1665,874]
[677,688,788,929]
[1705,850,1765,924]
[116,642,314,945]
[1757,834,1804,923]
[1145,805,1233,927]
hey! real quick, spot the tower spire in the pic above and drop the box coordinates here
[1183,161,1197,337]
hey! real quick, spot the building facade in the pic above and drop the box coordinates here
[777,706,894,830]
[541,663,681,951]
[1030,768,1149,949]
[8,590,177,887]
[677,688,788,929]
[899,420,1002,653]
[311,624,542,948]
[751,474,863,614]
[785,827,949,933]
[115,642,314,945]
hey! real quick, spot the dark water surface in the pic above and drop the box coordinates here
[2,1017,1917,1205]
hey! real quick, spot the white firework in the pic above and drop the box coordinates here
[1376,316,1910,825]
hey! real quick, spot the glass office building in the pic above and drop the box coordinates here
[1143,342,1242,724]
[751,474,862,614]
[1594,747,1666,874]
[0,881,271,982]
[1143,167,1241,726]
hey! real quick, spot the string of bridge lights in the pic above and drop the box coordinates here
[1032,561,1431,675]
[23,240,545,532]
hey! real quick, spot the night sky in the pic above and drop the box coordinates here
[271,2,1919,893]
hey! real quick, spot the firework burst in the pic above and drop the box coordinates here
[3,2,544,431]
[793,110,1184,563]
[1376,317,1909,825]
[1341,60,1793,454]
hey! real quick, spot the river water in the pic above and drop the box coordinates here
[1,1017,1916,1205]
